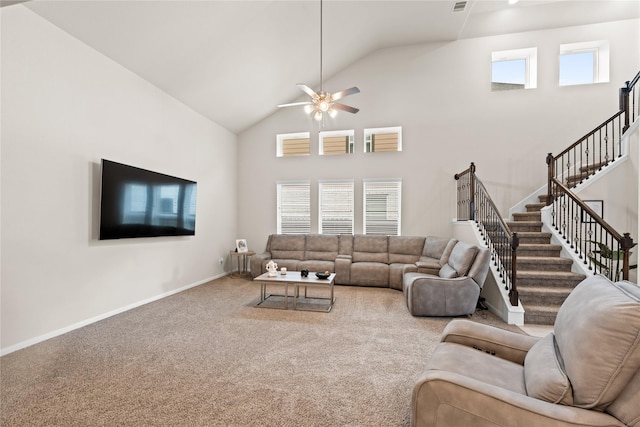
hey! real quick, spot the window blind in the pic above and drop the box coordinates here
[277,181,310,234]
[319,180,354,235]
[322,136,349,155]
[363,179,402,236]
[282,138,310,156]
[372,133,399,152]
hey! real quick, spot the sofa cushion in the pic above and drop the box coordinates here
[270,235,306,260]
[423,236,456,261]
[447,242,478,276]
[524,333,573,405]
[305,234,339,261]
[350,262,389,287]
[388,236,425,264]
[554,275,640,410]
[352,235,388,264]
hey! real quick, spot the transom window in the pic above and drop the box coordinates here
[276,132,310,157]
[276,181,310,234]
[559,41,609,86]
[491,47,537,91]
[363,179,402,236]
[318,180,354,234]
[319,130,354,155]
[364,127,402,153]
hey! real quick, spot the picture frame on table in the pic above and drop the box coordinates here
[582,200,603,223]
[236,239,248,252]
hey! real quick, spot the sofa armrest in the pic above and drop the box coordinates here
[412,369,625,427]
[335,255,352,285]
[250,252,271,278]
[440,319,540,365]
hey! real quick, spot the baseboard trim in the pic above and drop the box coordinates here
[1,273,226,356]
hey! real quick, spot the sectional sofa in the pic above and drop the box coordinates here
[250,234,490,316]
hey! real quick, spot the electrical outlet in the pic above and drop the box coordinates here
[219,257,224,265]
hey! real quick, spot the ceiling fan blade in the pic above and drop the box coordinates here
[277,101,313,108]
[297,84,318,99]
[331,86,360,101]
[332,102,359,114]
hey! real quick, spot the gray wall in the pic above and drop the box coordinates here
[1,7,237,352]
[238,19,640,253]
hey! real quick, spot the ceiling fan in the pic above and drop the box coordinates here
[277,0,360,122]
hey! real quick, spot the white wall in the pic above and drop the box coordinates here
[238,19,640,253]
[1,6,237,353]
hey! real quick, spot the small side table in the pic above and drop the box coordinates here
[229,250,255,278]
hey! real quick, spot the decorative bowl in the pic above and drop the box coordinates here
[315,272,330,280]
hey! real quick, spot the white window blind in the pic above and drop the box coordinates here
[277,181,310,234]
[363,179,402,236]
[319,180,354,235]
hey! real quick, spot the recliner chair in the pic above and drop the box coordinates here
[411,274,640,427]
[403,241,490,316]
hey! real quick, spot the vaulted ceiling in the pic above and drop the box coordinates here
[12,0,640,133]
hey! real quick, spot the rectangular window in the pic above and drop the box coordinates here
[276,181,310,234]
[276,132,310,157]
[318,180,354,235]
[319,130,354,155]
[364,127,402,153]
[559,41,609,86]
[363,179,402,236]
[491,47,537,91]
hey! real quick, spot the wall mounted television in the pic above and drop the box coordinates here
[99,159,197,240]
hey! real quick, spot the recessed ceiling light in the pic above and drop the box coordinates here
[508,0,520,4]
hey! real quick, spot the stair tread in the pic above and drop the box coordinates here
[518,270,585,279]
[515,231,552,237]
[518,256,572,263]
[522,304,562,312]
[519,286,574,295]
[518,243,562,249]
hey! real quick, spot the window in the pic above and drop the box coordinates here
[559,41,609,86]
[491,48,537,91]
[276,132,310,157]
[319,130,354,155]
[318,180,354,235]
[363,179,402,236]
[276,181,310,234]
[364,127,402,153]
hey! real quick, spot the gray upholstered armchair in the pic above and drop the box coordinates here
[411,274,640,427]
[402,242,490,316]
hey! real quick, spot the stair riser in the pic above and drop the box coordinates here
[517,248,561,257]
[519,293,570,306]
[517,236,552,244]
[517,262,572,272]
[524,312,556,326]
[509,223,542,232]
[513,213,541,221]
[516,277,584,288]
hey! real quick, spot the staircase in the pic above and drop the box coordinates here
[508,196,586,325]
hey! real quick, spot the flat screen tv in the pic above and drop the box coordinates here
[99,159,197,240]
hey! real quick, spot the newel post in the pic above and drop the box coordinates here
[469,162,476,221]
[509,232,520,306]
[620,81,630,133]
[546,153,554,206]
[621,232,635,281]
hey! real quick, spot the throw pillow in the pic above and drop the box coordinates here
[524,333,573,405]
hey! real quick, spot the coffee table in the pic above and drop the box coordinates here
[253,271,336,312]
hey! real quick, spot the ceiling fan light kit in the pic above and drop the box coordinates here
[277,0,359,123]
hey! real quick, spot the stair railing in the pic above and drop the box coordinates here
[547,71,640,198]
[455,163,519,306]
[547,178,635,281]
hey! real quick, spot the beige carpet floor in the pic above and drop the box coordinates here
[1,276,520,426]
